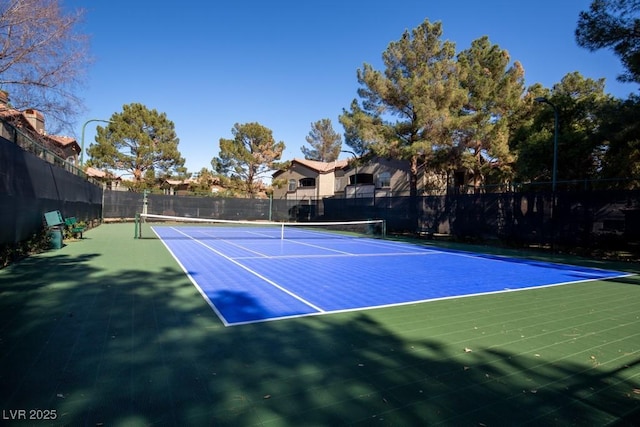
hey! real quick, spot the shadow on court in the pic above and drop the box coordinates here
[1,224,639,426]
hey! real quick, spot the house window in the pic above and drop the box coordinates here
[350,173,373,185]
[299,177,316,187]
[377,172,391,188]
[288,179,296,192]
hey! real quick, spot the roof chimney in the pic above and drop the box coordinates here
[23,109,45,134]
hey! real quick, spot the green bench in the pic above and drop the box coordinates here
[44,210,87,241]
[64,216,86,239]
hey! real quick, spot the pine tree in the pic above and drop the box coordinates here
[301,119,342,162]
[87,103,185,188]
[340,19,466,196]
[212,122,285,197]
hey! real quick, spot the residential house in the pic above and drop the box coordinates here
[161,179,190,195]
[86,167,125,191]
[272,158,349,200]
[272,156,453,200]
[338,157,415,198]
[0,91,81,166]
[160,176,230,196]
[47,134,82,164]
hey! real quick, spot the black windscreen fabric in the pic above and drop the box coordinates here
[0,137,102,244]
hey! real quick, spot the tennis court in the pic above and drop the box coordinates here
[146,217,629,326]
[2,222,639,426]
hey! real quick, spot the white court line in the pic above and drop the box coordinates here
[170,227,325,313]
[197,226,360,257]
[363,240,440,253]
[285,238,356,255]
[336,236,629,276]
[270,225,433,256]
[244,230,280,239]
[151,227,232,327]
[232,251,440,260]
[196,228,272,258]
[195,227,354,258]
[154,226,633,327]
[225,272,635,326]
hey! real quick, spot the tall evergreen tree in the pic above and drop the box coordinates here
[576,0,640,84]
[595,95,640,187]
[340,19,466,196]
[87,103,185,187]
[339,99,381,157]
[301,119,342,161]
[513,73,611,186]
[212,122,285,198]
[454,36,525,191]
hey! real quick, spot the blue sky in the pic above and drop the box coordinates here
[67,0,635,176]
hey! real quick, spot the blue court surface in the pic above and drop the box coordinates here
[152,225,628,326]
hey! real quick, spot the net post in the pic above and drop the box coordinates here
[281,223,285,240]
[134,213,139,239]
[382,219,386,238]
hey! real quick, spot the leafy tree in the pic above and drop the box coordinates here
[513,73,611,187]
[552,73,612,183]
[212,122,285,198]
[191,167,214,188]
[87,103,185,187]
[576,0,640,84]
[598,94,640,186]
[339,99,381,156]
[453,36,525,191]
[0,0,90,132]
[143,168,158,190]
[301,118,342,161]
[340,19,466,196]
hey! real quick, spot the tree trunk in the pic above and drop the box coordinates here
[409,155,419,233]
[410,155,419,197]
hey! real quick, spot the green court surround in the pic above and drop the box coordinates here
[1,223,639,426]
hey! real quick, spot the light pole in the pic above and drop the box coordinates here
[81,119,111,166]
[534,97,559,192]
[341,150,358,198]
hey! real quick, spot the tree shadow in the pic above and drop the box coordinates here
[1,250,639,426]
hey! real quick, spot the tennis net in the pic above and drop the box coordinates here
[134,213,386,240]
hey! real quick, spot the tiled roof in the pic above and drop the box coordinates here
[0,108,21,119]
[85,167,121,180]
[0,107,34,130]
[0,104,81,159]
[47,135,76,146]
[164,179,184,186]
[290,158,349,172]
[85,167,106,178]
